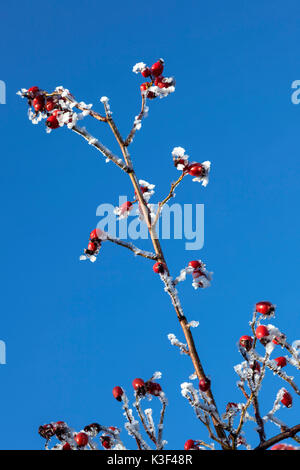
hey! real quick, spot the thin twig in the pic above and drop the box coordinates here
[125,95,147,146]
[106,235,158,260]
[255,424,300,450]
[152,172,185,227]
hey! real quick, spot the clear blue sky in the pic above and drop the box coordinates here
[1,0,300,450]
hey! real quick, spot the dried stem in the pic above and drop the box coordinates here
[255,424,300,451]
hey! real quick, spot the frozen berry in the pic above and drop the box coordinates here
[46,115,59,129]
[255,301,275,316]
[274,357,287,368]
[132,378,145,392]
[101,436,111,449]
[148,382,162,396]
[33,96,45,112]
[281,390,292,408]
[27,86,40,97]
[120,201,133,214]
[199,378,210,392]
[62,442,71,450]
[184,439,196,450]
[239,335,253,351]
[188,163,204,177]
[112,386,124,402]
[141,67,151,78]
[153,262,166,274]
[74,432,88,447]
[87,242,97,253]
[147,90,157,100]
[188,260,202,269]
[151,59,164,77]
[140,83,151,93]
[251,361,261,374]
[84,423,101,435]
[38,423,55,440]
[255,325,270,340]
[46,98,56,112]
[90,228,101,242]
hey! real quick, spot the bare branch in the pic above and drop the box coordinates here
[106,235,158,260]
[125,95,147,146]
[255,424,300,451]
[152,172,186,227]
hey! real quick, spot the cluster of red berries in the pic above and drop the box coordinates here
[175,160,208,179]
[112,377,162,401]
[23,86,75,130]
[136,59,175,100]
[83,228,102,257]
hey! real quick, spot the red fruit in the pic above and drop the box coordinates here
[90,228,101,241]
[175,158,188,170]
[141,67,151,78]
[112,386,124,402]
[74,432,89,447]
[62,442,71,450]
[87,241,97,253]
[255,325,270,340]
[188,163,204,177]
[274,357,287,368]
[147,90,157,100]
[199,378,210,392]
[140,82,151,93]
[153,262,166,274]
[33,96,45,112]
[38,423,55,439]
[256,301,275,316]
[148,382,162,396]
[239,335,253,351]
[281,390,292,408]
[184,439,196,450]
[271,444,296,450]
[101,436,111,449]
[120,201,133,214]
[28,86,40,96]
[132,378,145,391]
[192,270,206,279]
[151,59,164,77]
[46,115,59,129]
[46,98,56,112]
[188,260,202,269]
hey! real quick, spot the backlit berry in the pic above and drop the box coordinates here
[239,335,253,351]
[281,390,292,408]
[184,439,196,450]
[188,163,204,177]
[199,378,210,392]
[46,115,59,129]
[151,59,164,77]
[255,301,275,316]
[153,262,166,274]
[112,386,124,402]
[74,432,88,447]
[274,357,287,368]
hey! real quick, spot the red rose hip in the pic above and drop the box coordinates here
[151,59,164,77]
[184,439,196,450]
[33,96,45,112]
[239,335,253,351]
[274,357,287,368]
[148,382,162,396]
[255,301,275,316]
[74,432,88,447]
[132,378,145,391]
[281,390,292,408]
[199,378,210,392]
[153,262,166,274]
[255,325,269,340]
[46,115,59,129]
[112,386,124,402]
[187,163,204,177]
[188,260,202,269]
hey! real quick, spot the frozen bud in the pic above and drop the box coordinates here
[153,262,166,274]
[255,301,275,316]
[239,335,253,351]
[274,357,287,368]
[281,390,292,408]
[112,386,124,402]
[199,378,210,392]
[74,432,89,447]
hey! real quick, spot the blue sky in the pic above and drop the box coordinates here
[1,0,300,450]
